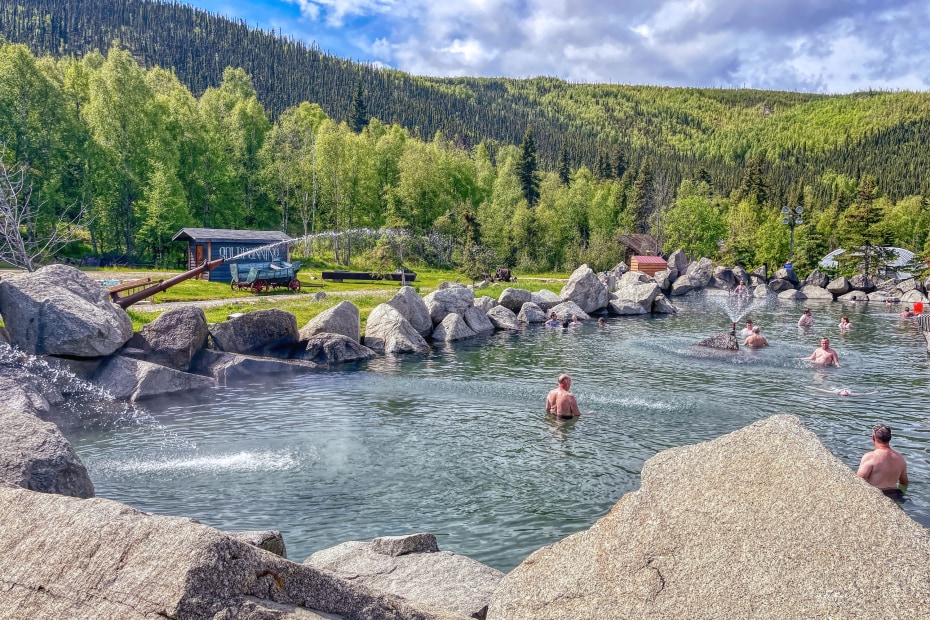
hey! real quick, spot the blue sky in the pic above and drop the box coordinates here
[185,0,930,93]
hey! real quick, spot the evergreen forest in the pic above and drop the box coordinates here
[1,0,929,276]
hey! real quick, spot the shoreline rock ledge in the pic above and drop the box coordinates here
[487,415,930,620]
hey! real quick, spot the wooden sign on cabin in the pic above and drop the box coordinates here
[630,255,668,276]
[172,228,293,282]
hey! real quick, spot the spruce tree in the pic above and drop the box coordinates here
[348,83,368,134]
[517,127,539,206]
[557,147,571,186]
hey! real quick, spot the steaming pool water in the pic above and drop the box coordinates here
[65,295,930,572]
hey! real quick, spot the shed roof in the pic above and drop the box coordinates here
[172,228,293,243]
[617,234,660,256]
[631,255,667,265]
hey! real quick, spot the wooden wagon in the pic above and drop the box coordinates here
[230,261,302,293]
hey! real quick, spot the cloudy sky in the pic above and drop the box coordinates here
[187,0,930,93]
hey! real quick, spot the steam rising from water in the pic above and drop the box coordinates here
[95,450,300,476]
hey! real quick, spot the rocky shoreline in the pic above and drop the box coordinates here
[1,259,929,618]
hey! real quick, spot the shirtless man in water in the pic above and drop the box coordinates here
[857,424,908,501]
[742,326,768,347]
[545,374,581,419]
[804,337,840,367]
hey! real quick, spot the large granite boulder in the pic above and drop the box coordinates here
[559,264,609,313]
[0,402,94,498]
[732,265,750,287]
[752,283,769,298]
[530,289,561,311]
[652,295,678,314]
[292,333,377,365]
[423,287,475,326]
[826,276,851,296]
[307,533,503,620]
[473,296,499,313]
[653,269,672,293]
[0,484,463,620]
[0,264,132,357]
[498,287,532,313]
[387,286,433,337]
[227,530,288,559]
[616,271,655,290]
[210,309,299,357]
[668,274,703,296]
[92,356,217,402]
[517,302,547,323]
[901,290,929,303]
[848,274,876,293]
[749,264,767,287]
[777,289,803,300]
[364,304,431,354]
[463,306,495,334]
[684,257,714,287]
[486,305,520,330]
[666,249,688,279]
[194,350,318,384]
[804,269,830,289]
[609,283,661,315]
[773,267,800,286]
[487,415,930,620]
[547,301,591,322]
[896,278,919,294]
[298,300,361,343]
[767,278,795,293]
[799,285,834,300]
[838,290,870,302]
[127,306,208,371]
[710,266,736,290]
[431,314,477,342]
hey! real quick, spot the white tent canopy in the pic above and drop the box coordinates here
[818,246,917,279]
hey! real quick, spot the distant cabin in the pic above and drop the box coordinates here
[172,228,293,283]
[630,255,668,276]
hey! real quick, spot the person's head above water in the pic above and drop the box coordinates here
[872,423,892,444]
[745,319,753,327]
[805,309,812,315]
[557,373,572,388]
[820,337,830,348]
[752,326,760,333]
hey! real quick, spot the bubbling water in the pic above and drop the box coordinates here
[705,290,773,324]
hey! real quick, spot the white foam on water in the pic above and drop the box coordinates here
[96,450,300,475]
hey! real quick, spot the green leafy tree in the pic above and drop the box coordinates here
[662,181,726,259]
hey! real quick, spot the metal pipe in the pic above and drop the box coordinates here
[115,257,225,309]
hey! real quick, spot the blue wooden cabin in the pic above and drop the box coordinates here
[171,228,293,283]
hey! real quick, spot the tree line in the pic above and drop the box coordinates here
[1,42,928,277]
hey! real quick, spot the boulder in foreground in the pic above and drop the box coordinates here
[488,415,930,620]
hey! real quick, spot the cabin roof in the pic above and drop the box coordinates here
[172,228,293,243]
[631,255,667,264]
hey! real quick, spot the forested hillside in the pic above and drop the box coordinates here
[0,1,928,278]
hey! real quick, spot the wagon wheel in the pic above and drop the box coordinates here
[260,280,270,293]
[231,280,238,291]
[289,278,301,292]
[251,281,263,294]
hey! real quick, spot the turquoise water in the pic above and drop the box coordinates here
[66,295,930,572]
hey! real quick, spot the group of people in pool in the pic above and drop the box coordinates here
[735,309,843,366]
[545,313,609,329]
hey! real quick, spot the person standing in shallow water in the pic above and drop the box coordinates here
[803,337,840,366]
[798,308,813,327]
[857,423,908,502]
[545,374,581,420]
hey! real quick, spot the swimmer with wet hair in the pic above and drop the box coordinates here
[809,386,876,397]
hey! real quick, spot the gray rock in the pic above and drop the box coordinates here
[0,402,94,498]
[838,290,870,302]
[826,276,851,296]
[529,289,561,311]
[616,271,655,289]
[473,295,499,313]
[0,484,463,620]
[875,277,899,294]
[486,305,520,330]
[423,287,475,326]
[129,306,208,371]
[803,269,830,289]
[0,264,132,357]
[498,287,532,313]
[923,274,930,293]
[210,309,299,357]
[750,264,768,286]
[431,314,477,342]
[668,273,703,296]
[92,356,216,402]
[867,291,892,302]
[364,304,431,354]
[598,271,617,292]
[652,295,678,314]
[307,533,503,620]
[697,332,739,350]
[227,530,288,558]
[848,274,876,292]
[517,302,547,323]
[559,264,609,313]
[463,306,495,334]
[610,282,660,314]
[773,267,800,286]
[777,289,804,300]
[387,286,433,337]
[487,415,930,620]
[437,281,466,290]
[299,300,361,343]
[900,290,929,303]
[195,350,319,385]
[732,266,750,287]
[547,301,591,322]
[293,333,377,365]
[312,290,326,302]
[752,283,770,298]
[653,269,672,293]
[666,249,688,278]
[799,285,834,300]
[710,266,736,290]
[896,278,918,294]
[767,278,795,293]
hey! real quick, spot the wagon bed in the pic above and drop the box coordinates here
[231,261,302,293]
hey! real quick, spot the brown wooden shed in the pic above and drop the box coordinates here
[630,255,668,276]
